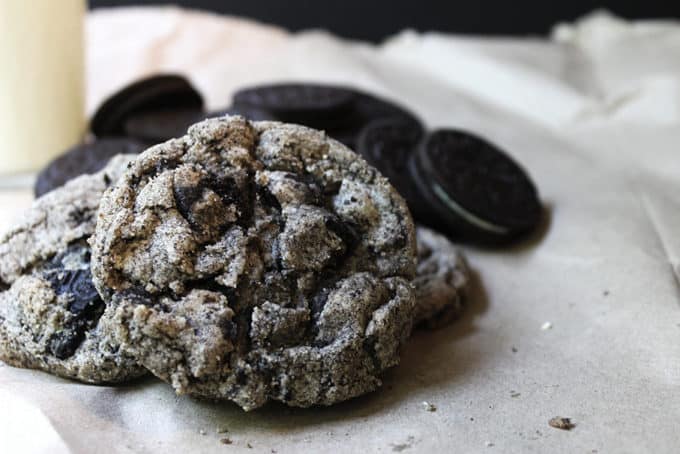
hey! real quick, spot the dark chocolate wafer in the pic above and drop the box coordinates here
[91,74,203,137]
[232,83,355,128]
[357,118,425,216]
[409,129,541,243]
[34,138,147,197]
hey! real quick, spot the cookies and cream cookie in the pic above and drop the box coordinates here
[91,116,417,410]
[0,155,146,383]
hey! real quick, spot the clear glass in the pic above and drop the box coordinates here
[0,0,85,182]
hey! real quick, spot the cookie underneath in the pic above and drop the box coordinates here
[0,155,146,383]
[413,226,470,329]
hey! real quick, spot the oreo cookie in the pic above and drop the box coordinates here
[91,74,203,137]
[124,108,205,143]
[357,118,425,215]
[231,83,423,149]
[34,138,147,197]
[409,129,542,243]
[325,89,422,149]
[124,106,278,144]
[232,83,355,128]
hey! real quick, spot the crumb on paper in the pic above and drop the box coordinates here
[199,429,206,436]
[216,427,229,434]
[603,290,609,296]
[247,443,253,449]
[485,441,494,447]
[549,417,575,430]
[510,391,521,398]
[421,401,437,412]
[541,322,552,330]
[391,436,415,452]
[220,438,233,445]
[511,346,518,353]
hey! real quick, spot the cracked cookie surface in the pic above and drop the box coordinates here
[413,226,470,328]
[91,116,416,410]
[0,155,146,383]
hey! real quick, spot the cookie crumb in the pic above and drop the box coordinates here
[216,427,229,434]
[485,441,494,447]
[510,391,521,398]
[549,417,575,430]
[391,436,415,452]
[511,346,518,353]
[421,401,437,412]
[220,438,233,445]
[541,322,552,330]
[247,443,253,449]
[603,290,609,297]
[199,429,206,436]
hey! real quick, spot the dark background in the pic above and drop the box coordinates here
[89,0,680,41]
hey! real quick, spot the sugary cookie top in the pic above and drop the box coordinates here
[90,116,417,409]
[92,116,415,298]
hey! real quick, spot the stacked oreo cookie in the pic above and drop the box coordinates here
[35,74,205,197]
[38,77,542,245]
[231,83,542,244]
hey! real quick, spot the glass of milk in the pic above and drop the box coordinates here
[0,0,85,180]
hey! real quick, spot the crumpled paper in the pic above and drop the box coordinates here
[1,8,679,453]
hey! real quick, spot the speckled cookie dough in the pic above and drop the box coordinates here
[0,155,147,384]
[413,226,470,329]
[91,116,417,410]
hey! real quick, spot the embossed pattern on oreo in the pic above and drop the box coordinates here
[233,84,355,121]
[414,129,541,238]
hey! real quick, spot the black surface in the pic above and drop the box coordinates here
[89,0,680,41]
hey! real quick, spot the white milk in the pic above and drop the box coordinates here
[0,0,85,175]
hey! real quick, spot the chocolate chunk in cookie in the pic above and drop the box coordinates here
[34,138,147,197]
[0,155,146,384]
[91,116,416,410]
[409,129,542,243]
[91,74,203,137]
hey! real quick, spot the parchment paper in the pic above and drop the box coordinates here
[1,8,679,453]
